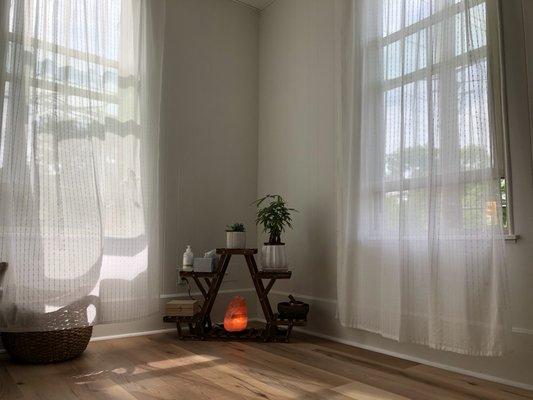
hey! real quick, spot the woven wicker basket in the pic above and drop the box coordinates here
[1,326,93,364]
[0,263,94,363]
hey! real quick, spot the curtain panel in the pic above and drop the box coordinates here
[335,0,509,355]
[0,0,165,331]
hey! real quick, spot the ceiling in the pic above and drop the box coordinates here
[234,0,276,11]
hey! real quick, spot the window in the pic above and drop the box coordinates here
[0,0,140,238]
[0,0,165,329]
[379,0,513,237]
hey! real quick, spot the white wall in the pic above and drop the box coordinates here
[258,0,337,299]
[501,0,533,342]
[159,0,259,297]
[258,0,533,388]
[95,0,260,338]
[524,0,533,165]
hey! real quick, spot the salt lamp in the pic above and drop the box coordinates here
[223,295,248,332]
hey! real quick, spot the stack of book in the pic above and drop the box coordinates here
[165,299,200,317]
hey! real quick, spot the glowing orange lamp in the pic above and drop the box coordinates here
[224,296,248,332]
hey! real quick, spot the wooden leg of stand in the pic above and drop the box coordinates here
[285,321,294,342]
[193,276,208,298]
[196,254,232,333]
[245,254,278,341]
[264,279,276,296]
[245,255,274,320]
[197,322,205,339]
[177,322,183,339]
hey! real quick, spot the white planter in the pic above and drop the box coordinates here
[261,244,288,271]
[226,231,246,249]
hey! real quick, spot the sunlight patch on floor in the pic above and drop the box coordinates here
[146,354,220,370]
[332,381,409,400]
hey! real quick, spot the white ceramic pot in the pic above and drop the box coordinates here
[226,231,246,249]
[261,244,288,271]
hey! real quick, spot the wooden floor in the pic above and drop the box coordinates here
[0,331,532,400]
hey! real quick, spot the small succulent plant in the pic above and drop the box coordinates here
[226,223,245,232]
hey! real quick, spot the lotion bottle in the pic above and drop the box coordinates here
[182,245,194,271]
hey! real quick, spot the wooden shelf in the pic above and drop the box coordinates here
[216,248,258,255]
[163,315,200,323]
[273,315,307,327]
[179,270,217,278]
[179,269,291,280]
[257,271,292,279]
[203,325,266,341]
[167,323,299,342]
[165,248,301,342]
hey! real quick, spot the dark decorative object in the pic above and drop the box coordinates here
[277,295,309,320]
[1,327,93,364]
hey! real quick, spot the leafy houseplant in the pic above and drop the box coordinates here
[253,195,297,270]
[226,222,246,249]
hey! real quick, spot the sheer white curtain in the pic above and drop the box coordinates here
[336,0,509,355]
[0,0,165,331]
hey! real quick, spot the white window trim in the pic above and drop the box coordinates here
[495,0,517,241]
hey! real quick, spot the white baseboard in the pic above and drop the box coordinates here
[0,329,177,353]
[91,328,176,342]
[0,330,180,352]
[92,288,256,341]
[268,290,533,336]
[511,326,533,335]
[160,288,254,299]
[269,289,338,305]
[161,287,533,338]
[88,288,256,342]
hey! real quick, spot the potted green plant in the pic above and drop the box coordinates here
[253,194,297,271]
[226,223,246,249]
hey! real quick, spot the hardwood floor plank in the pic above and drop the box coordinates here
[114,335,277,400]
[289,334,533,400]
[149,334,348,399]
[70,378,139,400]
[92,337,256,400]
[0,332,530,400]
[292,334,419,370]
[244,339,486,400]
[406,364,533,400]
[298,341,533,400]
[0,361,24,399]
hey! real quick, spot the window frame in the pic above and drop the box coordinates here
[493,0,516,241]
[377,0,516,240]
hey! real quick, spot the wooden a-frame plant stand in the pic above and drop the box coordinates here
[163,248,305,342]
